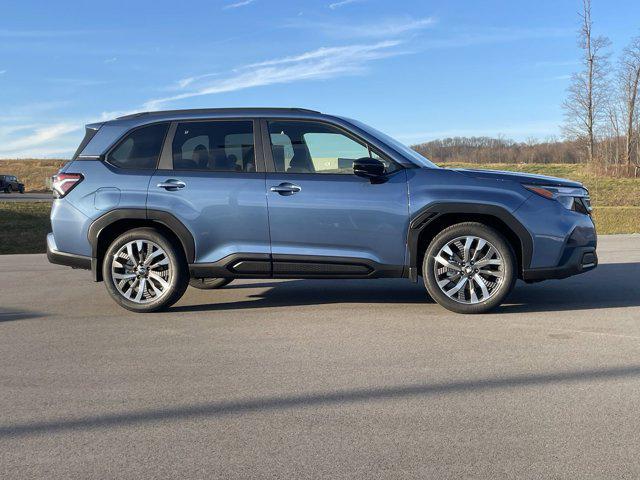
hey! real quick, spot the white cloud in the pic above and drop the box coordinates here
[0,122,82,158]
[0,69,6,75]
[104,57,117,64]
[144,40,404,110]
[329,0,362,9]
[288,15,436,39]
[223,0,255,9]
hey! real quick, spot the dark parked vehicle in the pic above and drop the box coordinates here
[47,108,597,314]
[0,175,25,193]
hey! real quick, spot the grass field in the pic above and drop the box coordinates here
[0,162,637,255]
[0,202,51,254]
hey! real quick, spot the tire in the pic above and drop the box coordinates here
[189,278,233,290]
[102,227,189,313]
[422,222,517,314]
[19,187,24,194]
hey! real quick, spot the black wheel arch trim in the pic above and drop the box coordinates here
[407,202,534,281]
[88,208,196,280]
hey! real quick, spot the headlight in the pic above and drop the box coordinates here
[523,185,592,214]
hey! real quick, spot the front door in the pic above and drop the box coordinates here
[147,119,271,273]
[262,119,409,277]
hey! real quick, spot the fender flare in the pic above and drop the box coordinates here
[407,202,533,281]
[88,209,196,279]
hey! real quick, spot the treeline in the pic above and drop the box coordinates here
[414,1,640,177]
[412,137,582,165]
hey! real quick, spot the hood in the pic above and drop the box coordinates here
[451,168,583,188]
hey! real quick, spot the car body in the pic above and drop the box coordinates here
[0,175,25,193]
[47,108,597,313]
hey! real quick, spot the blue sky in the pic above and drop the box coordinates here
[1,0,639,158]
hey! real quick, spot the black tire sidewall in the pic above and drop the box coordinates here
[102,228,188,312]
[189,278,233,290]
[423,223,516,314]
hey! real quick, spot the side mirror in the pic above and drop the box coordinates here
[353,157,386,179]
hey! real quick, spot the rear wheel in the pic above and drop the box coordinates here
[102,228,189,312]
[189,278,233,290]
[423,222,516,314]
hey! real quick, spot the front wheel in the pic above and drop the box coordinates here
[102,228,189,312]
[189,278,233,290]
[423,222,517,314]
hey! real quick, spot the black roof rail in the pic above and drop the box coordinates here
[115,107,321,120]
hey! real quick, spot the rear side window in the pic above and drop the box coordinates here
[107,123,168,170]
[171,121,255,172]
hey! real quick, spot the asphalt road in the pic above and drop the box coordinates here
[1,234,639,479]
[0,192,52,202]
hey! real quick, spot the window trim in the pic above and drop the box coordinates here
[104,121,171,171]
[161,118,265,173]
[259,118,403,175]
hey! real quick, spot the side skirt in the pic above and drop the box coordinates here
[189,254,405,280]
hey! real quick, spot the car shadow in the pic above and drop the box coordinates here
[0,307,47,323]
[174,278,433,312]
[501,262,640,313]
[172,262,640,313]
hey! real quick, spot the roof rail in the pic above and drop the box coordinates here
[115,107,321,120]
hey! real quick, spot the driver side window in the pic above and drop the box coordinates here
[267,121,398,174]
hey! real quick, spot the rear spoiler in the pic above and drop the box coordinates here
[71,123,103,160]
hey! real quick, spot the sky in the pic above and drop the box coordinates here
[1,0,639,158]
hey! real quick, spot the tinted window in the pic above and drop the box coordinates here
[172,121,255,172]
[107,123,168,169]
[267,121,399,174]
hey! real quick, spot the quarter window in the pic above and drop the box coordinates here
[267,121,398,174]
[107,123,168,170]
[172,121,255,172]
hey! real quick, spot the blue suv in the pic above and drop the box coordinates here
[48,108,597,314]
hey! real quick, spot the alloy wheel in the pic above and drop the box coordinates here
[433,235,504,304]
[111,240,171,304]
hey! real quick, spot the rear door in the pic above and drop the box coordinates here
[147,119,271,272]
[262,119,409,277]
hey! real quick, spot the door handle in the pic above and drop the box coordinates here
[157,179,186,191]
[270,183,301,196]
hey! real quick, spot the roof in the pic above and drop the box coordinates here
[115,107,321,121]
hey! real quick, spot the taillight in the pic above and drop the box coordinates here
[52,173,83,198]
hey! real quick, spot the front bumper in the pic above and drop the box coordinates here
[522,226,597,282]
[46,233,91,270]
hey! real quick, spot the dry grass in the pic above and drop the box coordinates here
[592,207,640,235]
[0,159,67,192]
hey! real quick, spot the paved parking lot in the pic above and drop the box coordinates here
[1,235,639,479]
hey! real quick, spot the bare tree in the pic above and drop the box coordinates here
[619,35,640,174]
[563,0,611,164]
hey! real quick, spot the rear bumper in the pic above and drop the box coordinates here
[46,233,91,270]
[522,226,597,282]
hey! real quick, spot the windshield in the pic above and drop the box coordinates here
[343,118,438,169]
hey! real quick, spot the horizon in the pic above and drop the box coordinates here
[1,0,639,158]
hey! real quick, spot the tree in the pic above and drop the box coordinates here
[563,0,611,164]
[619,35,640,174]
